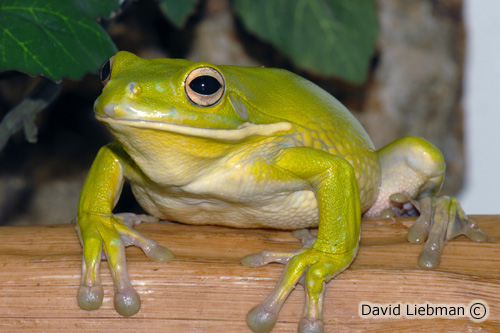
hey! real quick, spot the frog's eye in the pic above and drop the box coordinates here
[100,56,114,86]
[185,67,225,107]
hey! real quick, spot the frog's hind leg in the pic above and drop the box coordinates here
[365,136,486,269]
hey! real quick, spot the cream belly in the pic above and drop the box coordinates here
[131,184,319,229]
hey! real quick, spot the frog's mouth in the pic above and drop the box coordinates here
[96,115,292,141]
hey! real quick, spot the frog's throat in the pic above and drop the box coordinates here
[96,115,293,141]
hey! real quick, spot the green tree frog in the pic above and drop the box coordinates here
[76,51,486,332]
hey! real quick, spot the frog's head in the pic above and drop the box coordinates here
[94,51,293,142]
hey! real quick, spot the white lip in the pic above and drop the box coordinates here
[96,115,292,141]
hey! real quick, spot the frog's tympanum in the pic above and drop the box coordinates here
[77,51,485,332]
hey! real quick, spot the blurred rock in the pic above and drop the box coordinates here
[187,0,260,66]
[0,175,29,225]
[360,0,465,194]
[5,177,82,226]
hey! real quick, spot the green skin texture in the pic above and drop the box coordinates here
[77,51,485,333]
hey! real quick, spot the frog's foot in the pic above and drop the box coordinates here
[244,244,357,333]
[403,196,487,269]
[77,213,173,316]
[76,213,161,257]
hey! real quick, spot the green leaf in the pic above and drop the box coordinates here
[233,0,379,83]
[157,0,198,28]
[0,0,119,81]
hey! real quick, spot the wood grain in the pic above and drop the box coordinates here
[0,216,498,332]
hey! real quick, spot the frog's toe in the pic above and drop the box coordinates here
[446,201,486,242]
[144,244,174,263]
[298,260,338,333]
[292,229,317,247]
[241,249,303,267]
[114,289,141,317]
[242,229,315,267]
[101,229,143,316]
[78,229,105,311]
[114,213,159,227]
[418,249,441,269]
[299,318,324,333]
[466,227,487,242]
[246,304,279,333]
[114,220,174,263]
[407,217,429,243]
[241,253,268,267]
[77,285,104,311]
[380,192,420,218]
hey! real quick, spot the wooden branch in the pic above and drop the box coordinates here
[0,216,498,331]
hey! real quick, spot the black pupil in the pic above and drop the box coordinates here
[189,75,221,95]
[101,60,111,81]
[100,60,111,83]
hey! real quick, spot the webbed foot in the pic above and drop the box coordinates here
[77,213,173,316]
[382,192,486,268]
[243,231,356,333]
[406,196,486,268]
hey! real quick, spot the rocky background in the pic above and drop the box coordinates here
[0,0,466,225]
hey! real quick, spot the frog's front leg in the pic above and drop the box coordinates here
[76,142,173,316]
[244,147,360,333]
[365,136,486,268]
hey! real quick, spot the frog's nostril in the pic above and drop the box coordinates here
[128,82,141,95]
